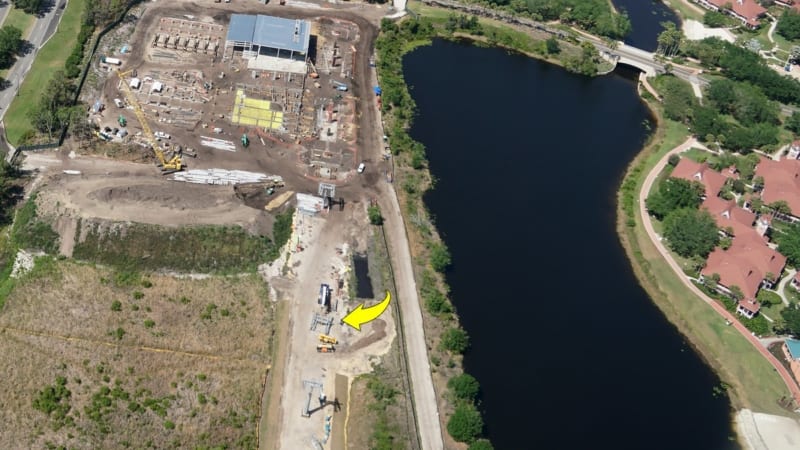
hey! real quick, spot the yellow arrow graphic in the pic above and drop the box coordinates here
[342,291,391,331]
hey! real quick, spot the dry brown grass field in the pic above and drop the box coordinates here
[0,259,274,449]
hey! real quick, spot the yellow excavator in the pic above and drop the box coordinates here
[116,69,183,173]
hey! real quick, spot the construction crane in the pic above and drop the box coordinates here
[115,69,183,173]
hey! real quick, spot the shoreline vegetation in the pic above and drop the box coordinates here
[382,0,797,446]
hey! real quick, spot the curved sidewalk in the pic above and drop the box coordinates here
[638,136,800,404]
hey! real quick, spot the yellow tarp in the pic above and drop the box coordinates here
[231,89,283,130]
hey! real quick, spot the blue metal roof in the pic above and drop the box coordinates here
[226,14,257,43]
[786,339,800,360]
[226,14,310,54]
[253,15,310,53]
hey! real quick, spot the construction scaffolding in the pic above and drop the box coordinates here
[309,312,333,335]
[232,82,308,134]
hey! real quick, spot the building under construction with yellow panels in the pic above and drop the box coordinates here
[231,89,285,130]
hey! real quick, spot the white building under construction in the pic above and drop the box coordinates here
[224,14,311,73]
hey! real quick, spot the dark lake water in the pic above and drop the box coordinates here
[611,0,681,51]
[404,38,737,449]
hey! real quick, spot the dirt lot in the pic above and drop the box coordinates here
[7,1,415,448]
[0,260,274,449]
[80,0,386,188]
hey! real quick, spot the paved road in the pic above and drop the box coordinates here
[378,184,443,450]
[0,0,66,122]
[639,136,800,405]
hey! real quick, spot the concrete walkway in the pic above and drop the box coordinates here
[777,268,796,307]
[639,136,800,405]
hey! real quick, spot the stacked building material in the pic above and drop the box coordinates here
[172,169,283,185]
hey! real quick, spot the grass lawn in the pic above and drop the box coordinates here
[760,300,786,324]
[0,8,37,80]
[3,0,87,146]
[3,7,35,37]
[662,0,705,22]
[620,113,791,414]
[682,147,713,162]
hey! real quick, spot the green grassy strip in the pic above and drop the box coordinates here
[4,0,87,145]
[4,7,36,37]
[619,104,790,414]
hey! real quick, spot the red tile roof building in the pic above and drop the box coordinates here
[754,158,800,218]
[701,196,759,238]
[670,158,727,198]
[695,0,767,28]
[701,232,786,317]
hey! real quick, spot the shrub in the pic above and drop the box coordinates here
[368,205,383,225]
[448,373,480,403]
[447,404,483,443]
[429,242,452,273]
[440,327,470,354]
[425,289,453,315]
[469,439,495,450]
[110,300,122,312]
[143,319,155,329]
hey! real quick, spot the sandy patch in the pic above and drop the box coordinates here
[683,19,735,43]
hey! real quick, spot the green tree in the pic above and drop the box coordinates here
[703,11,728,28]
[775,222,800,265]
[657,22,682,57]
[729,285,744,301]
[777,10,800,41]
[429,242,452,272]
[10,0,43,14]
[663,208,720,258]
[645,178,704,220]
[658,76,699,122]
[468,439,494,450]
[780,306,800,335]
[447,404,484,443]
[448,373,480,403]
[0,26,22,68]
[545,37,560,54]
[425,289,453,315]
[440,327,470,354]
[368,205,383,225]
[785,112,800,134]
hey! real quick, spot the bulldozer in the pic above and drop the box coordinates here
[118,115,127,127]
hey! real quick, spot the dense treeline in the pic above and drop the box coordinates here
[655,73,785,153]
[474,0,631,38]
[27,0,135,142]
[11,0,43,15]
[776,10,800,42]
[682,37,800,106]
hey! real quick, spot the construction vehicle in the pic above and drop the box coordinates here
[319,334,337,345]
[115,69,183,173]
[316,344,335,353]
[241,134,249,148]
[233,179,285,201]
[118,115,127,127]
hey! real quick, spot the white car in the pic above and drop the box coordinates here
[154,131,170,139]
[357,162,366,173]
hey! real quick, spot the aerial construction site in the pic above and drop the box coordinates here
[0,1,435,449]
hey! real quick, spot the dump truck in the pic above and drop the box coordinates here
[319,334,337,345]
[316,344,335,353]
